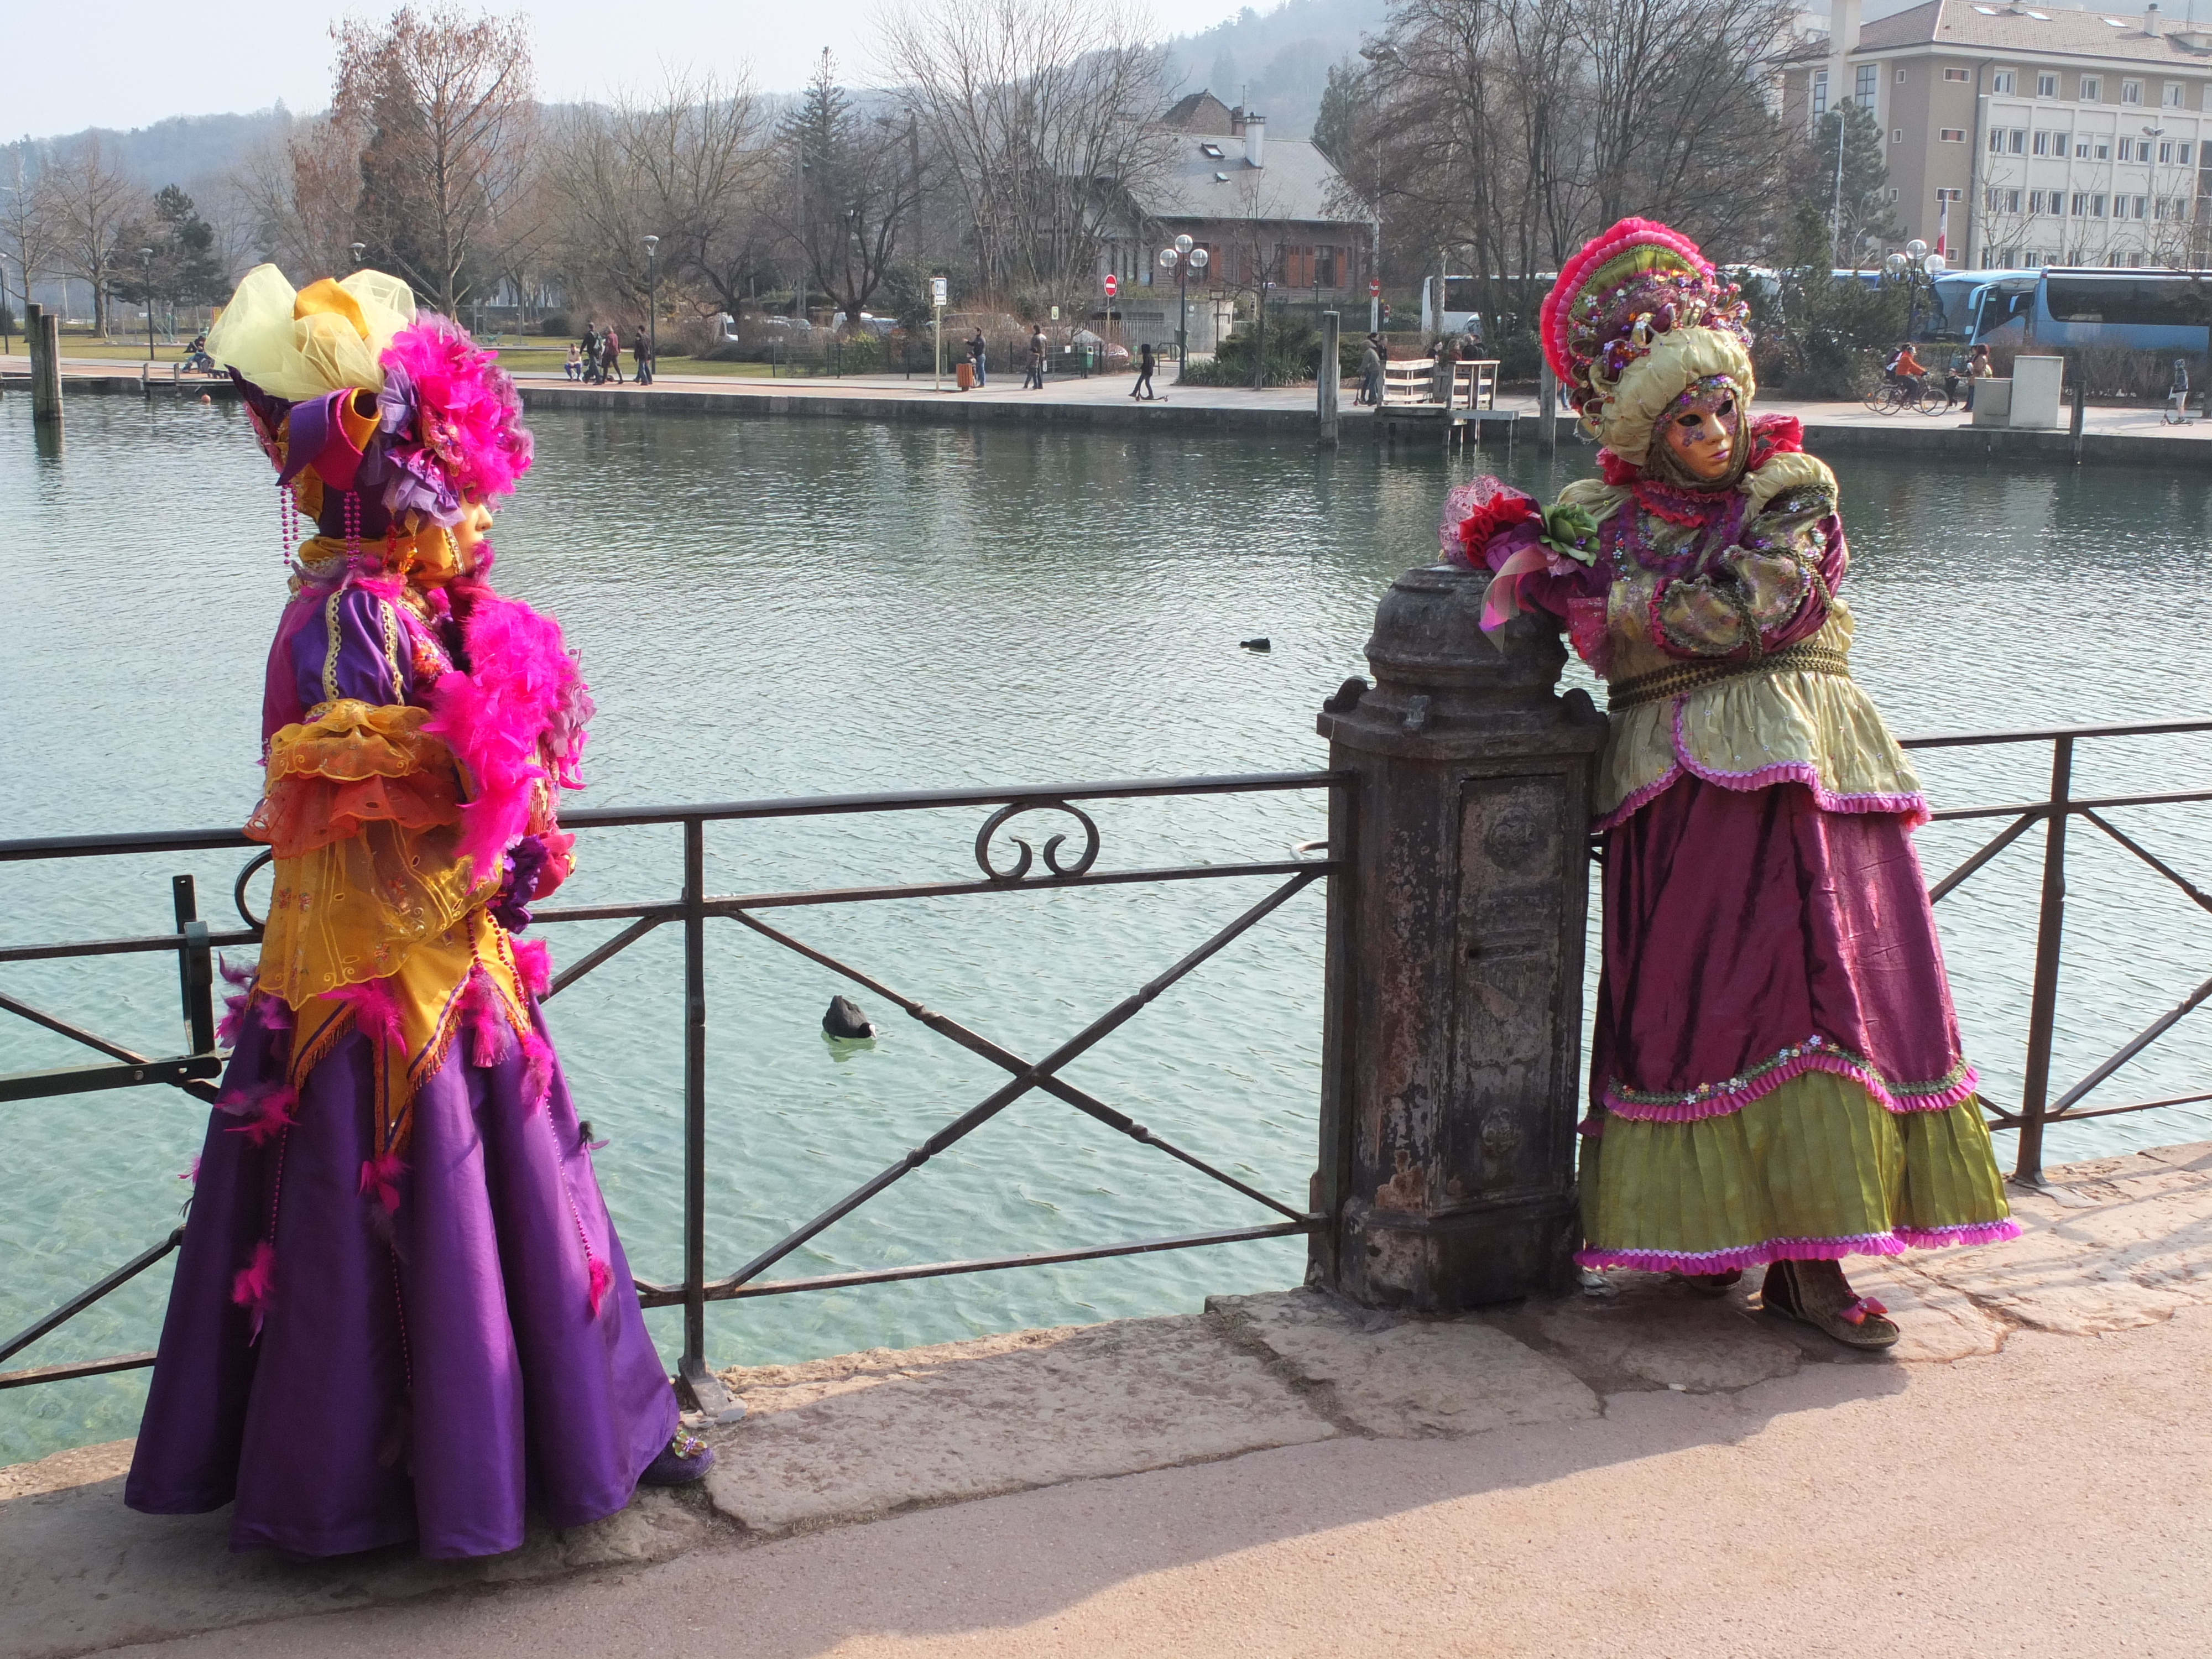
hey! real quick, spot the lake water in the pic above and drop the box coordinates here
[4,393,2210,1464]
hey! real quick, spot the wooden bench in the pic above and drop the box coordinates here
[1379,358,1500,410]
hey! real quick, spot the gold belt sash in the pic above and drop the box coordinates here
[1606,639,1852,713]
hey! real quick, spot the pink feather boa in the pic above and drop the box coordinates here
[420,589,593,884]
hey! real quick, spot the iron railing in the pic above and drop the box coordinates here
[0,773,1342,1406]
[1900,716,2212,1183]
[6,717,2212,1400]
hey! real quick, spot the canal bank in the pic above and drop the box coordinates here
[12,359,2212,467]
[4,1138,2208,1658]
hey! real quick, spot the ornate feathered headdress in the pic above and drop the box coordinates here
[1539,218,1756,465]
[208,264,531,564]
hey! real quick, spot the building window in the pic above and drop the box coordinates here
[2123,80,2143,105]
[2093,193,2109,217]
[2131,195,2149,218]
[1939,127,1967,142]
[2008,188,2024,213]
[1896,67,1908,85]
[1944,66,1971,83]
[1892,127,1903,144]
[2025,249,2047,267]
[1993,70,2017,94]
[2163,82,2184,108]
[1936,187,1963,202]
[1856,64,1879,103]
[2072,191,2092,216]
[1991,127,2028,154]
[2093,137,2111,160]
[2037,73,2058,98]
[2119,137,2137,161]
[2081,76,2101,100]
[2182,141,2195,164]
[2159,139,2176,164]
[1812,69,1827,117]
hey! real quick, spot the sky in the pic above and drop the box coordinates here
[15,1,1264,140]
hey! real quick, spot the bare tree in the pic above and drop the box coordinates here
[541,70,769,325]
[230,111,368,280]
[878,0,1173,311]
[45,137,144,336]
[335,6,536,316]
[1,148,61,322]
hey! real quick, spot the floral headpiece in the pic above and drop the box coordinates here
[1538,218,1756,463]
[209,264,532,567]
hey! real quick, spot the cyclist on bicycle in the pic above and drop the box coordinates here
[1885,341,1928,394]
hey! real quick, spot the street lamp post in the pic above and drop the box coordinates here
[140,247,155,362]
[643,234,659,385]
[1156,235,1208,382]
[1882,237,1945,339]
[349,241,366,270]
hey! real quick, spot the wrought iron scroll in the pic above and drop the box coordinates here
[973,800,1101,882]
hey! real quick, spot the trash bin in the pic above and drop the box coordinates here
[956,361,974,391]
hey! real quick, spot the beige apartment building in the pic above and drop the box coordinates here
[1790,1,2212,269]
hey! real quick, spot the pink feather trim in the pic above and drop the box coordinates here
[420,592,592,883]
[325,976,405,1053]
[231,1240,277,1340]
[510,936,553,999]
[358,1151,406,1214]
[519,1026,554,1115]
[1893,1219,2022,1250]
[1575,1217,2020,1275]
[587,1256,612,1318]
[463,969,514,1067]
[180,1156,200,1184]
[223,1083,299,1146]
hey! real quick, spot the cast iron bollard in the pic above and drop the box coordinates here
[1312,561,1606,1310]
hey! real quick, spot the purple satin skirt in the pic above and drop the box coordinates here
[124,1008,677,1558]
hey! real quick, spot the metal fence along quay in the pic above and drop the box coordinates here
[6,714,2211,1405]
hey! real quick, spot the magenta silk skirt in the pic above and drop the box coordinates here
[124,1010,677,1558]
[1581,776,2016,1270]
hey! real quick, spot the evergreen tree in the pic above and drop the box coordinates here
[1800,101,1903,267]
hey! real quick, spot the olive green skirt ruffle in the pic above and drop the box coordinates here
[1575,1071,2017,1271]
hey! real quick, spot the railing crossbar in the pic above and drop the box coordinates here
[726,907,1310,1223]
[0,989,153,1067]
[2047,968,2212,1118]
[1900,716,2212,750]
[643,1219,1319,1307]
[1928,812,2037,905]
[1928,787,2212,824]
[2079,810,2212,919]
[543,914,663,1001]
[0,1350,159,1391]
[0,1228,183,1367]
[708,869,1323,1296]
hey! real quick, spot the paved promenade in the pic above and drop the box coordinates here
[6,1140,2209,1657]
[12,351,2212,458]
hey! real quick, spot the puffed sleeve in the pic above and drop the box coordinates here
[288,586,413,712]
[1652,481,1842,659]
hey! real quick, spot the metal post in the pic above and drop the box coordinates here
[1317,309,1340,447]
[675,815,735,1416]
[1540,360,1558,452]
[2068,352,2087,465]
[2014,735,2073,1186]
[1312,566,1607,1309]
[1176,263,1189,378]
[172,875,215,1057]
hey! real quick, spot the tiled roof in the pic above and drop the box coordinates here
[1859,1,2212,65]
[1133,134,1357,226]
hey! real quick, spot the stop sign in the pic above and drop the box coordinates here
[1369,278,1380,298]
[1104,273,1118,298]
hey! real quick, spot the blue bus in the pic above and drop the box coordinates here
[1942,268,2212,351]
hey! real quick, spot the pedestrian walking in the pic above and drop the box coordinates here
[1359,333,1384,406]
[579,323,601,383]
[634,329,653,386]
[1131,341,1156,400]
[969,328,988,387]
[1024,325,1046,390]
[602,326,624,385]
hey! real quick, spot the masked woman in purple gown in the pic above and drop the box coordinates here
[1445,219,2017,1349]
[124,266,712,1558]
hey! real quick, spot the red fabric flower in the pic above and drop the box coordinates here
[1745,413,1803,473]
[1455,490,1541,562]
[1597,448,1640,486]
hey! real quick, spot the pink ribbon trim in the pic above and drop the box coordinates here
[1574,1217,2020,1275]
